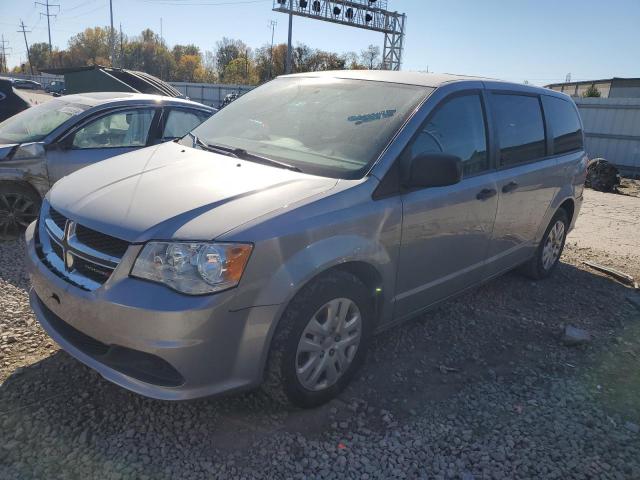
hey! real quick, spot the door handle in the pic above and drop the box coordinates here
[476,188,497,200]
[501,181,519,193]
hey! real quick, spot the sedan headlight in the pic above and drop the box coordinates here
[131,242,253,295]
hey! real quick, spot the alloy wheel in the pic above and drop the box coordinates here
[541,220,565,270]
[0,192,38,240]
[295,297,362,392]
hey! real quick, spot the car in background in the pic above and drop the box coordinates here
[13,79,42,90]
[45,80,66,96]
[0,92,215,239]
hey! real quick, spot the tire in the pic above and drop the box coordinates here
[263,270,373,408]
[519,208,569,280]
[0,182,41,241]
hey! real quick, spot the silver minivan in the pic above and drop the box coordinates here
[25,71,587,407]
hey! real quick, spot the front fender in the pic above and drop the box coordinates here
[0,156,49,197]
[251,233,394,310]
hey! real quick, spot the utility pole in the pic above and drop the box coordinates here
[268,20,277,79]
[119,23,124,68]
[160,17,163,45]
[0,36,10,74]
[285,0,293,74]
[18,20,34,75]
[35,0,59,54]
[109,0,115,66]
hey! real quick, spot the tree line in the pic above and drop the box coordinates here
[8,26,383,85]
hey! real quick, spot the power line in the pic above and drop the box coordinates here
[18,20,34,75]
[35,0,60,53]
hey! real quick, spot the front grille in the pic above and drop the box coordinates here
[51,240,63,260]
[49,208,67,231]
[74,256,113,283]
[75,224,130,258]
[37,205,131,290]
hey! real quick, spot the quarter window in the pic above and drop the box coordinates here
[72,108,155,149]
[407,94,489,177]
[493,94,546,167]
[542,96,583,154]
[162,109,208,140]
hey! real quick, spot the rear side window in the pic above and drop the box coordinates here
[542,96,583,154]
[407,94,489,177]
[493,94,546,167]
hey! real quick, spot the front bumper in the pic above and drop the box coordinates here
[25,222,280,400]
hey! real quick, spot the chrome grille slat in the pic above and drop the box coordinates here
[37,206,130,290]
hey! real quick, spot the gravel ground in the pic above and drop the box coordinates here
[1,189,639,479]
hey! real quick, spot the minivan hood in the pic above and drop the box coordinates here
[48,142,339,242]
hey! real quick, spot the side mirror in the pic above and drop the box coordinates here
[404,153,462,189]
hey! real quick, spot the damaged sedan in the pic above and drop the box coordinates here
[0,92,215,239]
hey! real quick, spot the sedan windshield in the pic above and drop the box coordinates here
[189,77,432,178]
[0,98,89,144]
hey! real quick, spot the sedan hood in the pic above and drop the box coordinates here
[48,142,338,242]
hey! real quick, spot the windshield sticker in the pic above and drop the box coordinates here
[59,105,85,116]
[348,109,396,125]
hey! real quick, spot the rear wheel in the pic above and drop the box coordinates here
[0,182,41,241]
[263,270,373,408]
[520,209,569,280]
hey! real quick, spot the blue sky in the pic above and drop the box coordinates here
[1,0,638,85]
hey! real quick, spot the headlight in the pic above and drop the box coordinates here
[131,242,252,295]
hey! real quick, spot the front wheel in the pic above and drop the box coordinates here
[520,209,569,280]
[263,270,373,408]
[0,182,41,241]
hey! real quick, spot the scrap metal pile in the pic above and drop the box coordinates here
[585,158,620,192]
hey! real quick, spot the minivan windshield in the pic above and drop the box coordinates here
[0,98,89,144]
[189,77,431,178]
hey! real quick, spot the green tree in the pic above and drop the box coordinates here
[584,84,601,98]
[67,27,111,65]
[215,37,248,78]
[222,56,257,85]
[122,29,176,80]
[27,42,51,72]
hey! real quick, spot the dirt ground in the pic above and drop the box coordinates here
[0,188,639,479]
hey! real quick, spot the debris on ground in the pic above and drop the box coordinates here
[584,261,639,289]
[562,325,592,346]
[585,158,620,192]
[438,364,459,374]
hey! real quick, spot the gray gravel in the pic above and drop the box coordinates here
[1,192,640,479]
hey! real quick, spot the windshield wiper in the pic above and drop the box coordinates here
[189,133,302,172]
[189,133,240,158]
